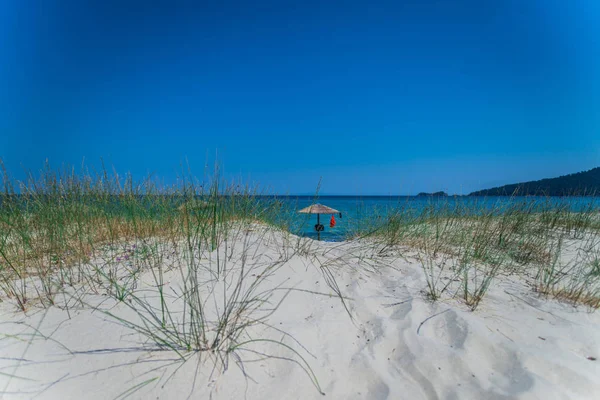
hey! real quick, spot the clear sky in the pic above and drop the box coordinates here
[1,0,599,195]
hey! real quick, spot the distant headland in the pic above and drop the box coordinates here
[469,167,600,196]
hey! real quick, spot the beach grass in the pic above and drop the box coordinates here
[0,161,333,393]
[2,161,600,395]
[2,163,600,313]
[355,195,600,309]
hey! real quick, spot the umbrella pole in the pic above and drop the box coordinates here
[317,214,321,241]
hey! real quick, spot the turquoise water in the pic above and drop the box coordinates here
[5,194,598,242]
[275,196,600,241]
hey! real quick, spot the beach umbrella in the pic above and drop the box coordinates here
[298,203,340,240]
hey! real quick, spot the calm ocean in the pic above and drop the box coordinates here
[275,196,600,241]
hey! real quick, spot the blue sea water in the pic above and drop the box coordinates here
[3,194,598,242]
[274,196,600,241]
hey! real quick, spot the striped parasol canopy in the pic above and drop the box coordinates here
[298,203,339,214]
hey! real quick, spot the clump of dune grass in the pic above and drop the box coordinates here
[0,159,338,394]
[534,233,600,308]
[95,222,325,394]
[0,161,283,309]
[356,195,600,310]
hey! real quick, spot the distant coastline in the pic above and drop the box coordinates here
[468,167,600,197]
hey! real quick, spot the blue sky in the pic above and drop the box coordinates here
[1,0,599,195]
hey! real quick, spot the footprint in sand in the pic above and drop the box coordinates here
[422,310,468,350]
[344,353,391,400]
[387,300,441,400]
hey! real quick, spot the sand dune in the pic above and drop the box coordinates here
[1,228,599,399]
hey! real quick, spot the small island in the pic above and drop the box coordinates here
[416,191,448,197]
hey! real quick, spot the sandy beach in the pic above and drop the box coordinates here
[2,223,599,400]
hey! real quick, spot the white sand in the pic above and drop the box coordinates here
[1,228,600,399]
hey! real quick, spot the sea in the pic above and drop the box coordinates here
[277,196,600,241]
[3,194,599,242]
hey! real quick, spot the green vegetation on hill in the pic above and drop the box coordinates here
[469,167,600,196]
